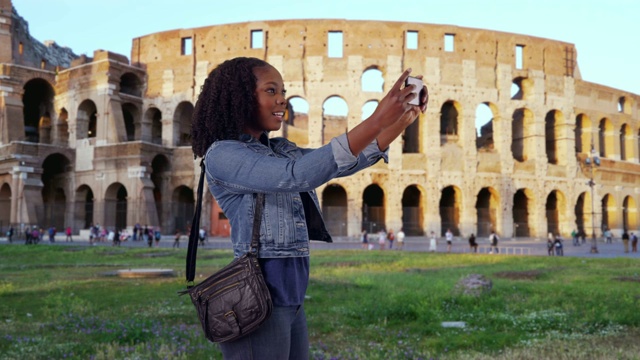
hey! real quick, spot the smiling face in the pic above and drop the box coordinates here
[244,65,287,139]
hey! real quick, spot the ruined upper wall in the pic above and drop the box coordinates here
[0,0,80,70]
[132,19,582,98]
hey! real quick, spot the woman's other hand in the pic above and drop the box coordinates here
[345,69,429,155]
[370,69,416,128]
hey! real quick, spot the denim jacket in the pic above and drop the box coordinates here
[204,132,388,258]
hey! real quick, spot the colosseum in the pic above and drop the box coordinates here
[1,0,638,243]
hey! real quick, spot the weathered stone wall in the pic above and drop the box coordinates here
[0,2,79,70]
[1,8,639,239]
[129,19,639,239]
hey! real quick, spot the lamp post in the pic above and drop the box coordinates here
[584,145,600,254]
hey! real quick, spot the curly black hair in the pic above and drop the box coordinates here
[191,57,270,158]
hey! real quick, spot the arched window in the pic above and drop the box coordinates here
[475,103,495,150]
[361,68,384,92]
[120,73,142,97]
[322,96,348,145]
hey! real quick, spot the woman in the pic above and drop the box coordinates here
[429,231,437,252]
[360,229,369,250]
[468,233,478,253]
[191,57,427,359]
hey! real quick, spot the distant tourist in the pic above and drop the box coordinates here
[360,229,369,250]
[429,231,437,252]
[554,234,564,256]
[622,230,630,253]
[489,231,499,254]
[445,228,453,253]
[48,226,56,243]
[7,226,13,243]
[387,229,395,249]
[173,230,181,249]
[604,228,613,244]
[396,228,405,250]
[378,229,387,250]
[468,233,478,253]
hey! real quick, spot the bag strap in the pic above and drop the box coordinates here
[185,159,265,285]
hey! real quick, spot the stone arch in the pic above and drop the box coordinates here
[575,113,591,154]
[121,103,140,141]
[440,100,460,142]
[145,107,162,145]
[41,153,71,230]
[638,127,640,164]
[119,72,142,97]
[105,183,128,231]
[546,190,567,236]
[322,96,348,145]
[23,78,55,143]
[362,184,385,233]
[439,185,461,236]
[174,101,194,146]
[0,183,11,230]
[545,110,565,165]
[284,96,309,147]
[575,191,593,236]
[475,102,497,150]
[322,184,348,236]
[403,111,420,154]
[511,108,534,162]
[511,76,532,100]
[476,187,499,237]
[618,96,631,114]
[513,188,533,237]
[401,185,424,236]
[74,185,94,230]
[151,154,171,226]
[172,185,195,233]
[623,196,638,231]
[601,193,616,233]
[598,118,614,158]
[620,123,633,161]
[361,67,384,92]
[77,99,98,139]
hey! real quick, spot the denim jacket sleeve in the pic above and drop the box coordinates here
[205,133,388,194]
[330,134,389,178]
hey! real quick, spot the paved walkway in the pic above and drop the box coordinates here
[1,234,638,259]
[304,235,639,258]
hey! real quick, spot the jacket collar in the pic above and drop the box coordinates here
[239,132,270,147]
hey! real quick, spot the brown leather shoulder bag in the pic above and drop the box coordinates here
[180,160,272,343]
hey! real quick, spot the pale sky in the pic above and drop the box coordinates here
[11,0,639,95]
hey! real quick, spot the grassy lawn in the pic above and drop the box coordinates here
[1,245,640,359]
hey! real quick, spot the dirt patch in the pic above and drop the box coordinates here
[330,262,363,267]
[101,250,126,256]
[614,276,640,283]
[405,268,440,274]
[136,252,174,258]
[199,254,232,260]
[494,270,543,280]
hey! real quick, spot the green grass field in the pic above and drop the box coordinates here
[1,245,640,359]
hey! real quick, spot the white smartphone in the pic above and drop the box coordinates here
[404,76,424,106]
